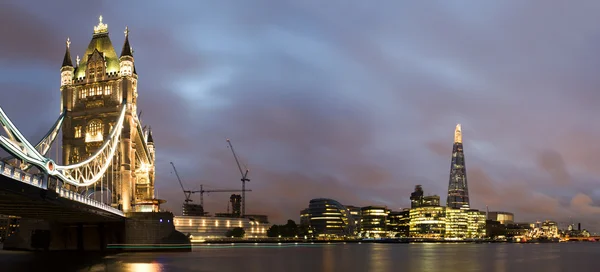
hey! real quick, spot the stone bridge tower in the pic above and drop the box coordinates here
[59,16,157,213]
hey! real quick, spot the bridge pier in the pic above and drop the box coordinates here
[3,213,190,251]
[76,223,83,251]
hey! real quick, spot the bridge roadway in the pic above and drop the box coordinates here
[0,161,124,223]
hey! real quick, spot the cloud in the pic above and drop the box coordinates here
[3,1,600,229]
[570,193,600,215]
[537,150,571,186]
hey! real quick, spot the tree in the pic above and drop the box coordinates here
[267,224,280,237]
[226,227,245,238]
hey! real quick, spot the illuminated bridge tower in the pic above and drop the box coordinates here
[60,16,157,213]
[446,124,470,209]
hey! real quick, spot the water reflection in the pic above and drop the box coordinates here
[368,244,391,272]
[1,243,599,272]
[124,262,164,272]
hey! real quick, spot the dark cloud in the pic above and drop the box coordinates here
[537,150,571,186]
[2,1,600,228]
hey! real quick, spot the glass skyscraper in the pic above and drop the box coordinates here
[447,124,470,209]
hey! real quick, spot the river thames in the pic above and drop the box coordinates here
[0,243,598,271]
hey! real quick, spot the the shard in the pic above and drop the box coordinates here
[446,124,470,209]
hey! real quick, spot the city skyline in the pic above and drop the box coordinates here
[2,1,600,229]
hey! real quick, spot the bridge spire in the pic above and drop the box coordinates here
[62,37,73,67]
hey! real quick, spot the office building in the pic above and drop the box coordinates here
[360,206,389,238]
[305,198,354,237]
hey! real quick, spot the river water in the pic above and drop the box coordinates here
[0,243,598,271]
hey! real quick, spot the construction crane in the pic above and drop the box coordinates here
[226,138,250,217]
[197,184,252,209]
[170,162,200,203]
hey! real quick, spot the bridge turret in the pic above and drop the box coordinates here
[119,27,135,77]
[60,37,74,87]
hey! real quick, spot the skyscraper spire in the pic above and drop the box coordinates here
[454,123,462,143]
[447,124,469,209]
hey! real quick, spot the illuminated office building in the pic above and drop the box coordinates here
[174,216,267,240]
[445,208,468,239]
[360,206,389,238]
[345,205,362,235]
[447,124,470,209]
[467,209,487,238]
[306,198,354,237]
[387,209,410,237]
[409,206,446,238]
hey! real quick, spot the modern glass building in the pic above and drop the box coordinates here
[388,209,410,237]
[409,206,446,238]
[467,209,487,238]
[307,198,354,237]
[445,208,468,239]
[447,124,470,209]
[360,206,389,238]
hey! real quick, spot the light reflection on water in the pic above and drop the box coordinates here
[0,243,599,272]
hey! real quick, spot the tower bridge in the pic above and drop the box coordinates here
[0,17,188,251]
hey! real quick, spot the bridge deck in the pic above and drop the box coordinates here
[0,174,124,223]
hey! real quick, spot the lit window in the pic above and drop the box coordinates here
[105,85,112,95]
[74,126,82,138]
[85,120,103,142]
[80,89,87,99]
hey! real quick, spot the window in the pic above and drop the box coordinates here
[105,85,112,95]
[85,120,103,142]
[74,126,82,138]
[80,89,86,99]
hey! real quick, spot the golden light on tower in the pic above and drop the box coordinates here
[454,123,462,143]
[94,15,108,34]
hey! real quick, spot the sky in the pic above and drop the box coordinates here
[2,0,600,229]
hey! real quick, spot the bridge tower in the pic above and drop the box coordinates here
[60,16,156,213]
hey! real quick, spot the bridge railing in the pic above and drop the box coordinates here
[0,161,44,188]
[1,161,124,217]
[54,186,124,217]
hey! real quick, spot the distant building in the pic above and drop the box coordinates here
[410,206,486,239]
[410,185,440,208]
[445,208,468,239]
[230,194,242,217]
[466,209,486,238]
[345,205,362,235]
[410,185,424,208]
[487,211,514,224]
[410,206,446,238]
[360,206,389,238]
[300,208,310,227]
[306,198,354,237]
[174,216,267,240]
[447,124,470,209]
[504,223,533,237]
[182,203,205,216]
[387,209,410,237]
[423,195,440,206]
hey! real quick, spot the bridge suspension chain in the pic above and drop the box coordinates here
[0,101,128,188]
